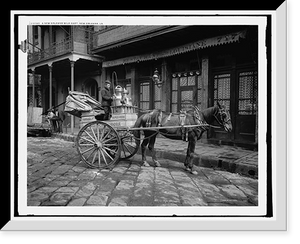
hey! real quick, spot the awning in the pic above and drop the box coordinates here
[103,29,247,68]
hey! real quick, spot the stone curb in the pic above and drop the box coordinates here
[52,133,258,179]
[150,150,258,179]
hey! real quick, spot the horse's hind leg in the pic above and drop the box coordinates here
[148,134,161,167]
[141,134,150,167]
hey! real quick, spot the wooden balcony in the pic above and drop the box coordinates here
[92,26,185,53]
[28,26,94,65]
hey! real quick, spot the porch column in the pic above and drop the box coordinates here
[201,56,209,110]
[70,60,75,134]
[161,60,171,112]
[48,64,53,109]
[201,56,209,139]
[100,67,106,94]
[49,26,53,52]
[130,66,138,106]
[32,69,35,107]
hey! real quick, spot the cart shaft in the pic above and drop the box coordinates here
[125,124,218,131]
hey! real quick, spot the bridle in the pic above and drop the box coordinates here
[213,108,231,128]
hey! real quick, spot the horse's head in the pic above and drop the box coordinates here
[215,102,232,133]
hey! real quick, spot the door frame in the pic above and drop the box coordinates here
[209,64,257,144]
[209,67,235,141]
[234,65,258,143]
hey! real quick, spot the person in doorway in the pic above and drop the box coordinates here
[101,80,115,120]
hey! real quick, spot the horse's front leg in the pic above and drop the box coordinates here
[184,141,191,168]
[148,134,161,167]
[184,133,198,175]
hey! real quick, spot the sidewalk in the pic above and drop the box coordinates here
[53,129,258,179]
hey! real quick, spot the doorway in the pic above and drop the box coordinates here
[83,78,98,101]
[171,74,198,112]
[211,66,258,144]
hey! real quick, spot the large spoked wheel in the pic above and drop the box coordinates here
[76,121,121,169]
[118,130,140,160]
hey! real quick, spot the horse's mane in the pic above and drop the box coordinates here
[200,105,218,124]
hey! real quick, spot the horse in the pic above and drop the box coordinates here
[132,102,232,175]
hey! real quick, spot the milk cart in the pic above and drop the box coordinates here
[64,90,140,169]
[64,87,213,170]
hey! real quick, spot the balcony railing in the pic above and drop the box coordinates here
[28,26,94,65]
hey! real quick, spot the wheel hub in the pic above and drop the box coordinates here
[94,141,102,148]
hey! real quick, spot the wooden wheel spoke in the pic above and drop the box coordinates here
[91,150,98,165]
[85,148,97,161]
[98,149,101,168]
[101,128,112,141]
[102,146,118,154]
[81,145,96,155]
[83,130,96,143]
[79,136,95,144]
[99,125,105,140]
[102,136,118,144]
[99,148,108,165]
[79,143,94,147]
[90,125,97,141]
[101,147,114,161]
[97,124,100,140]
[122,143,135,153]
[103,143,118,147]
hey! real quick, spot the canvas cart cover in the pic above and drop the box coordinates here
[64,91,103,118]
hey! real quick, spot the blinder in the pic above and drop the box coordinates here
[214,107,231,127]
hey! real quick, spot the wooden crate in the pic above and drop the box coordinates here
[80,111,96,128]
[27,107,43,124]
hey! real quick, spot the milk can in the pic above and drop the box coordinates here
[114,85,123,106]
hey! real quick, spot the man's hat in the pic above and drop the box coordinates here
[105,80,111,85]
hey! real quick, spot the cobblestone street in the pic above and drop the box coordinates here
[27,137,258,207]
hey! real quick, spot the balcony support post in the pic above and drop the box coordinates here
[32,69,35,107]
[48,64,53,109]
[70,60,75,134]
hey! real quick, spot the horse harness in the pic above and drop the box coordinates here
[179,108,210,141]
[141,108,222,142]
[213,107,231,128]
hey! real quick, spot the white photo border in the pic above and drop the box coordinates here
[18,15,267,217]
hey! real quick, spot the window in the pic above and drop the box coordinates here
[33,26,39,45]
[238,71,258,115]
[171,76,178,112]
[154,85,161,109]
[140,82,150,110]
[213,73,231,109]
